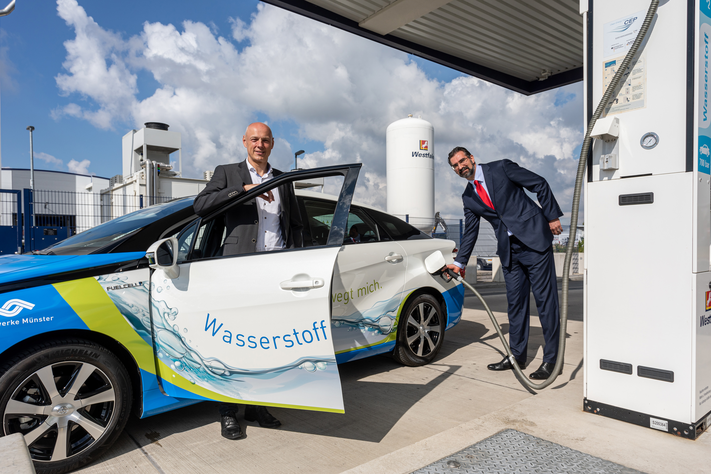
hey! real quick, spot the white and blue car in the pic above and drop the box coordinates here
[0,164,463,473]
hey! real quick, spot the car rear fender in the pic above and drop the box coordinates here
[393,241,464,329]
[397,286,450,327]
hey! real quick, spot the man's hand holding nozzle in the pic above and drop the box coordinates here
[444,263,464,281]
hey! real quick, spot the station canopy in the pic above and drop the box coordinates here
[262,0,583,96]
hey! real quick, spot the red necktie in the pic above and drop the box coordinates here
[474,180,494,210]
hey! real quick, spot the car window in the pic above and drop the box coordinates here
[184,170,361,260]
[176,219,199,263]
[190,215,227,260]
[187,180,313,260]
[40,198,195,255]
[365,208,431,241]
[300,198,336,246]
[344,209,378,244]
[301,198,379,246]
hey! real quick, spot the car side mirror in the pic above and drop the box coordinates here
[146,237,180,279]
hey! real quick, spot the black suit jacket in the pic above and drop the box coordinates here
[193,161,303,256]
[455,159,563,268]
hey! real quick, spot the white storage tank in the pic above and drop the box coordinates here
[386,115,434,233]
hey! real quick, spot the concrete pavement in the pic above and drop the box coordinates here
[344,319,710,474]
[76,285,709,474]
[0,433,35,474]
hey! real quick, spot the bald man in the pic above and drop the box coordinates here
[194,122,303,439]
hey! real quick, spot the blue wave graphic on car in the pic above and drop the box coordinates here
[331,290,408,335]
[151,283,336,399]
[98,275,153,346]
[99,274,337,399]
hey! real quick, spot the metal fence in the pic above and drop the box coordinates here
[431,218,498,257]
[4,189,576,263]
[433,218,581,264]
[29,190,174,235]
[0,190,22,254]
[0,189,175,254]
[0,190,19,228]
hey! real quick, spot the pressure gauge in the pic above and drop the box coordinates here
[640,132,659,150]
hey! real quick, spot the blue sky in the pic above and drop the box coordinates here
[0,0,583,219]
[0,1,265,177]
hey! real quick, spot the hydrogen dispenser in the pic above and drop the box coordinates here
[583,0,711,439]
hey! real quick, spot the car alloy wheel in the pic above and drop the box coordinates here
[0,339,132,474]
[393,294,445,366]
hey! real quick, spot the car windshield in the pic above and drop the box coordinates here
[40,198,195,256]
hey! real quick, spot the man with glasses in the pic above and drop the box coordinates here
[445,147,563,380]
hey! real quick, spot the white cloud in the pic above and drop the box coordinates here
[229,16,248,43]
[53,1,584,220]
[35,152,63,167]
[68,159,91,175]
[35,151,96,176]
[54,0,137,129]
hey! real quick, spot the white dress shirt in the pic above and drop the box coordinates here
[247,163,284,252]
[470,164,512,241]
[469,164,492,201]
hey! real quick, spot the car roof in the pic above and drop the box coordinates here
[295,189,384,214]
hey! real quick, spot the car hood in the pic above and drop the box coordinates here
[0,252,146,286]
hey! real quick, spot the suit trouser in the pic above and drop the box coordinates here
[219,403,260,416]
[219,403,242,416]
[502,237,560,364]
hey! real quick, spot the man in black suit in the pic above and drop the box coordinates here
[194,122,302,255]
[194,122,303,439]
[445,147,564,380]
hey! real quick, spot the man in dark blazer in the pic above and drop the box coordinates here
[445,146,563,380]
[194,123,303,255]
[194,122,303,439]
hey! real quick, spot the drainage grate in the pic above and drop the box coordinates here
[411,429,645,474]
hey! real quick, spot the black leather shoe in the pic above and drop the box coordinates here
[487,356,526,371]
[220,412,245,440]
[244,405,281,428]
[529,362,556,380]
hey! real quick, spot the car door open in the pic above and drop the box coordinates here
[146,165,360,413]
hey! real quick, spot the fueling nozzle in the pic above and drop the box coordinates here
[424,250,461,283]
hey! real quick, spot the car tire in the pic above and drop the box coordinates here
[0,338,132,474]
[393,294,446,367]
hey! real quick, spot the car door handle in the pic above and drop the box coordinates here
[280,278,325,290]
[384,253,403,264]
